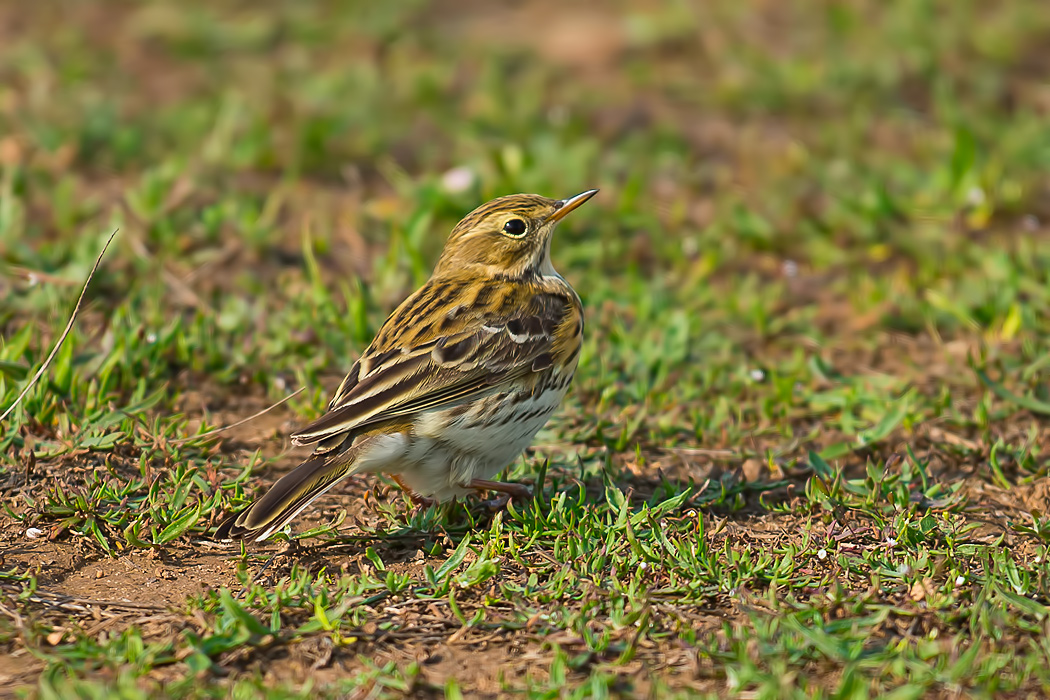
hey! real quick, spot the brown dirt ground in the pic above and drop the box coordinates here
[2,370,1045,696]
[2,283,1047,696]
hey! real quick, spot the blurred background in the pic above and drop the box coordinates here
[4,1,1049,323]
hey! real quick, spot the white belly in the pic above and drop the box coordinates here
[350,376,571,502]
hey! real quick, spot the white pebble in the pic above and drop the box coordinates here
[26,528,44,539]
[441,166,475,194]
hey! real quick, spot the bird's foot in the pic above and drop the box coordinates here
[392,474,435,508]
[469,479,532,510]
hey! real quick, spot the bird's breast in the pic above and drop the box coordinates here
[413,368,575,458]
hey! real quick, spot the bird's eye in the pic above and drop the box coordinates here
[502,218,528,237]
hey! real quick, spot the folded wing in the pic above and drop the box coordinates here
[290,292,565,447]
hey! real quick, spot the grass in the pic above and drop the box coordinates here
[2,0,1050,697]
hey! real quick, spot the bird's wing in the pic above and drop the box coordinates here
[289,286,569,446]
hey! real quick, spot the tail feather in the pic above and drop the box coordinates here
[215,439,361,543]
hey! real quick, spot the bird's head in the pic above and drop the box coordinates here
[434,190,598,279]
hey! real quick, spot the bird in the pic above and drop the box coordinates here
[215,189,598,542]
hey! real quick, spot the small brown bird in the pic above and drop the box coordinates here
[216,189,598,541]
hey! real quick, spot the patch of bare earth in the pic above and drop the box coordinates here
[3,298,1047,695]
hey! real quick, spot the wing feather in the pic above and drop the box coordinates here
[290,287,569,446]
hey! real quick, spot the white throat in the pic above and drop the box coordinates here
[537,236,562,279]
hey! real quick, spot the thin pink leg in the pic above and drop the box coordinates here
[468,479,533,501]
[392,475,435,507]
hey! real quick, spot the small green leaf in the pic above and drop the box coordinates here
[219,588,269,637]
[155,502,201,544]
[123,519,155,549]
[0,360,30,380]
[976,368,1050,415]
[433,535,472,581]
[809,450,834,479]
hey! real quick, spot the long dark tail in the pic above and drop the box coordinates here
[215,440,361,543]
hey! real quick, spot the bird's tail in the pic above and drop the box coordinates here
[214,440,361,543]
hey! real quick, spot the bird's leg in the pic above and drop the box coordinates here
[468,479,533,510]
[468,479,533,500]
[392,474,435,508]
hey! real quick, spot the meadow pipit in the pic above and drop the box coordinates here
[216,190,598,541]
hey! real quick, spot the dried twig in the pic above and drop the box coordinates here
[0,229,119,424]
[664,447,738,458]
[169,386,305,445]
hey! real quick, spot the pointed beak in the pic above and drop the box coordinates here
[548,188,599,224]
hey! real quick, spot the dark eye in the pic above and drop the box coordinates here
[502,218,527,237]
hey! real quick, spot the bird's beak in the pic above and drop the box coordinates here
[548,189,599,224]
